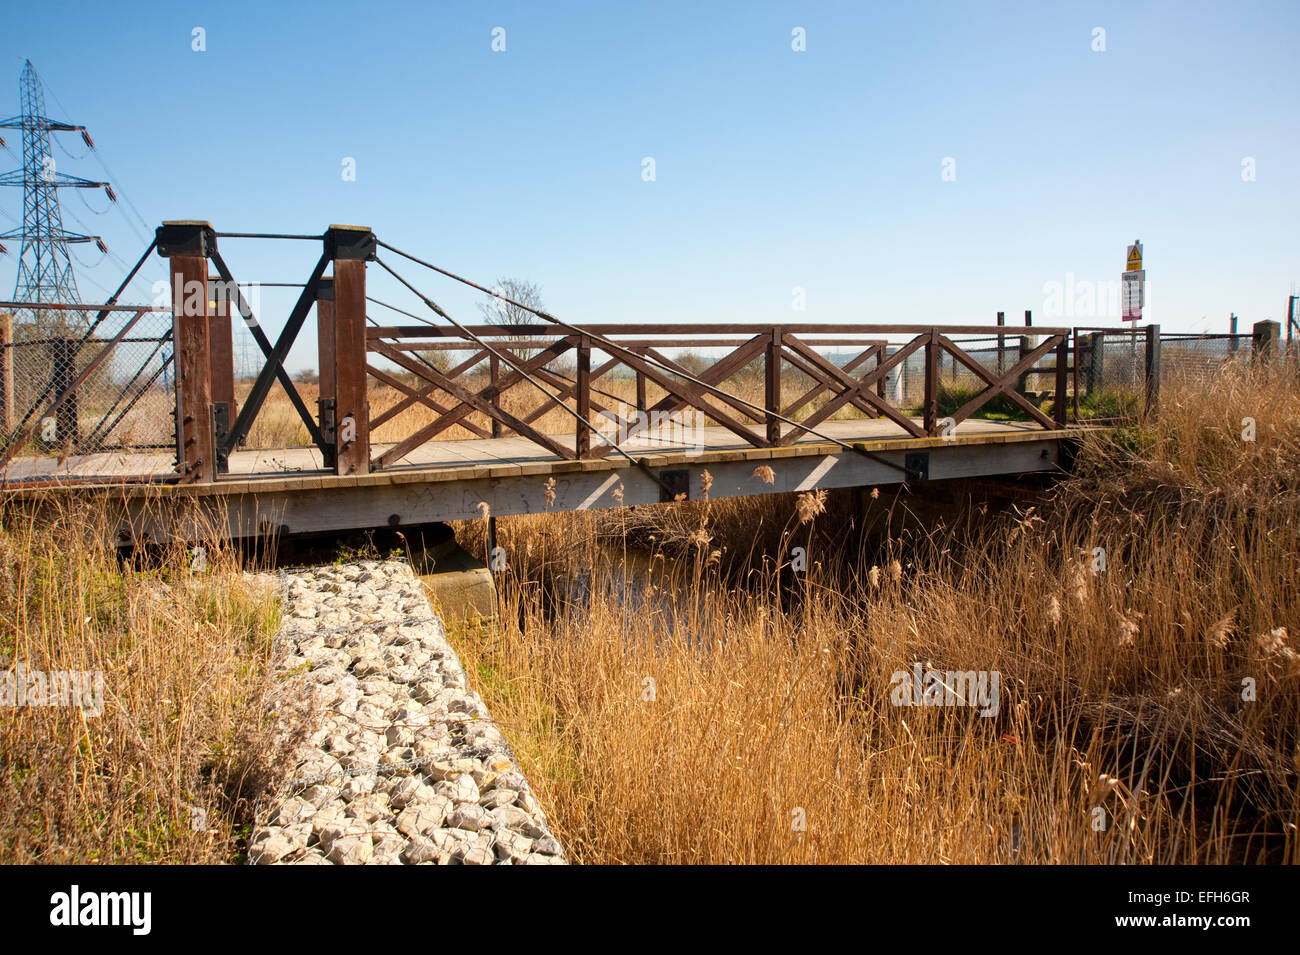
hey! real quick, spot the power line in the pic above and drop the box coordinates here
[39,67,152,245]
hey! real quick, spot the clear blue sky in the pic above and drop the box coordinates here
[2,0,1297,372]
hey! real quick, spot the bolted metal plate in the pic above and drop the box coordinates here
[658,468,690,502]
[324,226,377,262]
[156,221,216,258]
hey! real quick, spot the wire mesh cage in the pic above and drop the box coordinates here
[0,303,174,459]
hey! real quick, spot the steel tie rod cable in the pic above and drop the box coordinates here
[372,257,682,496]
[375,239,911,476]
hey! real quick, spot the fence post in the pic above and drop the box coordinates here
[157,220,215,483]
[1016,335,1031,395]
[923,329,938,435]
[51,338,79,448]
[1252,320,1279,365]
[766,327,782,445]
[1086,332,1105,395]
[1288,296,1297,358]
[489,353,502,438]
[576,335,591,456]
[875,342,887,408]
[327,225,374,476]
[0,312,10,432]
[996,311,1005,376]
[1054,333,1069,427]
[1144,324,1161,416]
[315,278,337,469]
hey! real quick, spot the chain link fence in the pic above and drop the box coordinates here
[0,304,175,460]
[1158,333,1253,387]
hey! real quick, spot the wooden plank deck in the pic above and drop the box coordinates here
[0,417,1047,488]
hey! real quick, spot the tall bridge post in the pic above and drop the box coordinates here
[326,225,374,476]
[316,278,337,470]
[158,220,216,484]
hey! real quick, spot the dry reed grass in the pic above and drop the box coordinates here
[0,497,290,863]
[446,363,1300,864]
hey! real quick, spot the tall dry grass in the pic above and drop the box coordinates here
[447,363,1300,864]
[0,497,289,863]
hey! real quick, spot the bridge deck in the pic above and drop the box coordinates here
[1,417,1048,489]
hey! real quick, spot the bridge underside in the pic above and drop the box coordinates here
[3,420,1073,544]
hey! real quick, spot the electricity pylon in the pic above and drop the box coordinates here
[0,59,115,311]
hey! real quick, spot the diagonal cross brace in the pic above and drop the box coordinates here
[938,333,1060,429]
[211,249,329,460]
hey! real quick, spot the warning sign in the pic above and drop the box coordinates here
[1126,240,1143,272]
[1122,269,1145,322]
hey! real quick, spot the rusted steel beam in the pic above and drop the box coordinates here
[317,279,336,402]
[208,281,236,457]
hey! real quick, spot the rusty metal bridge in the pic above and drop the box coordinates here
[0,220,1270,543]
